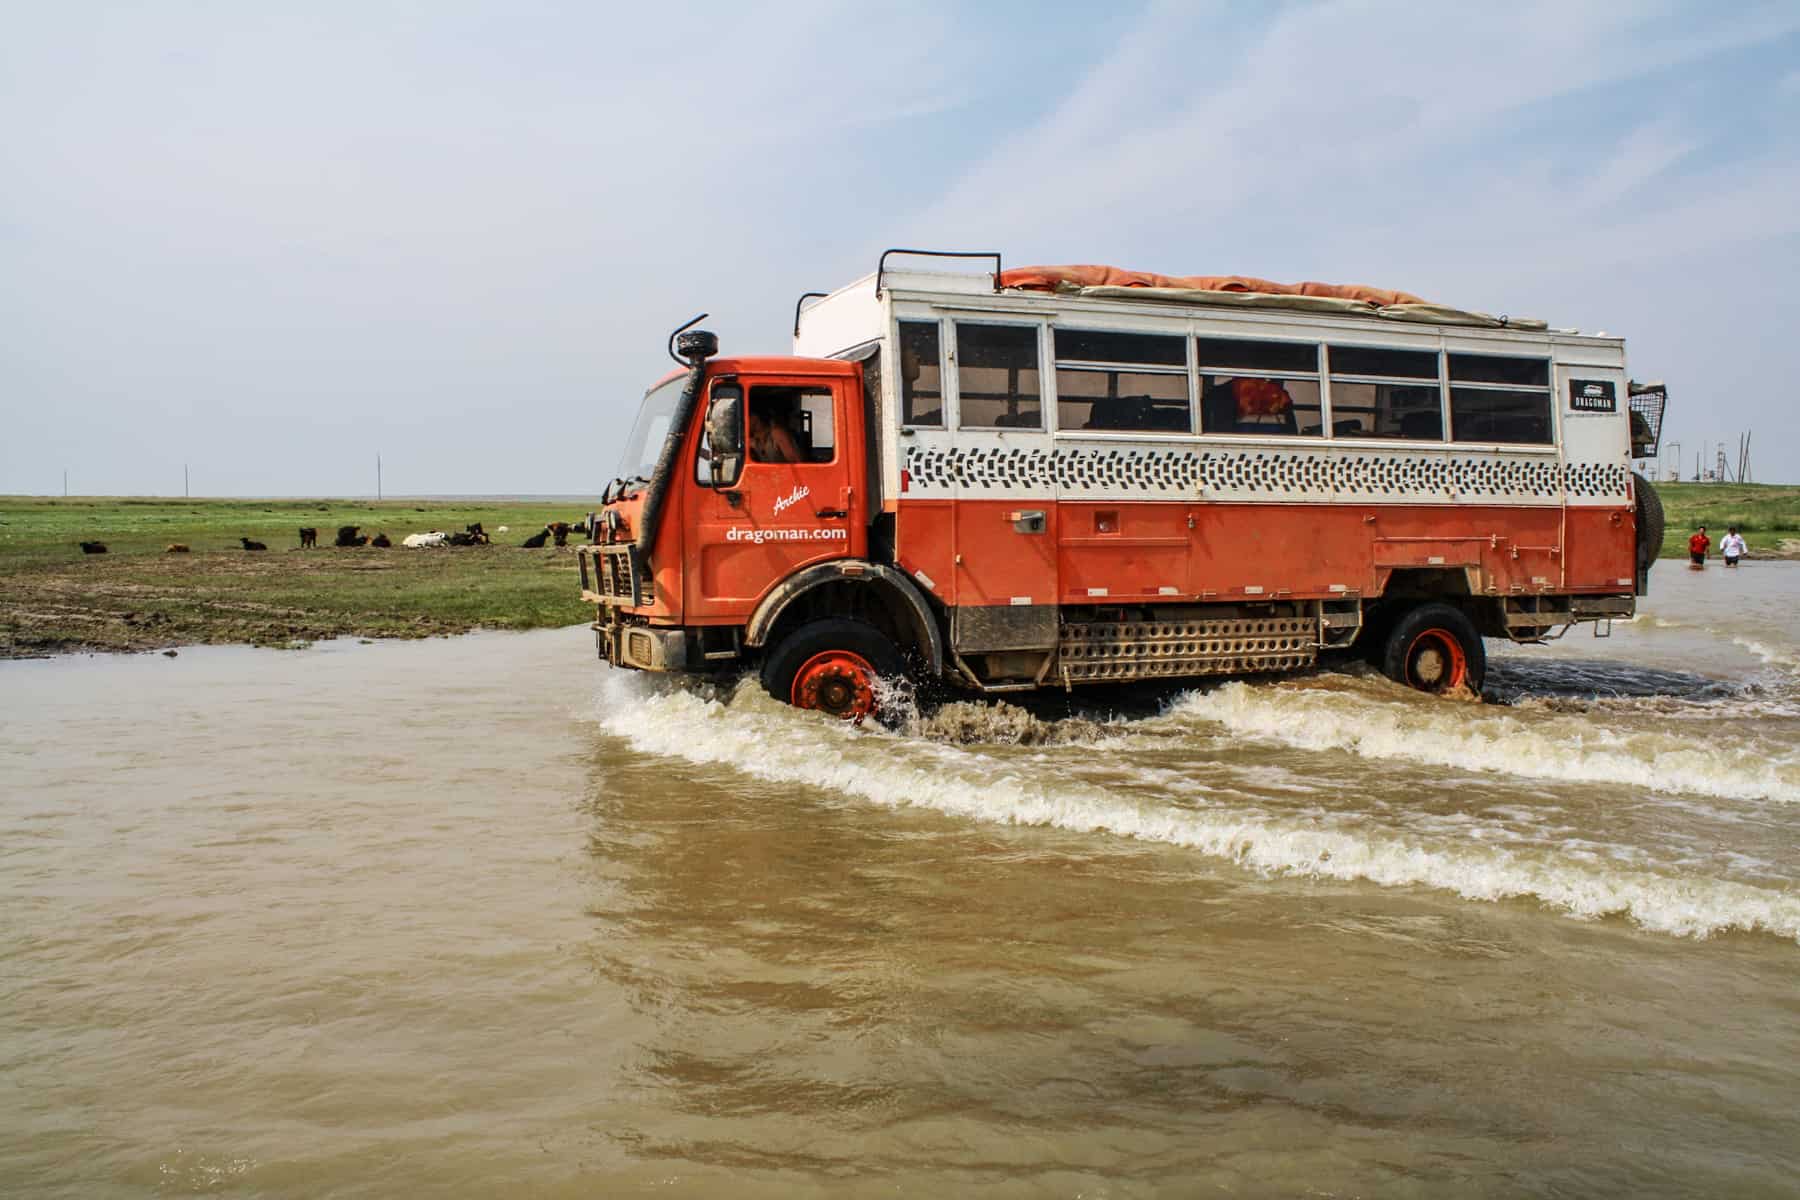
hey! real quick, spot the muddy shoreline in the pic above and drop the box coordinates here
[0,546,588,659]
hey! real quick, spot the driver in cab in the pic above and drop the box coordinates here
[747,399,802,464]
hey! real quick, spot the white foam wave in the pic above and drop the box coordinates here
[1731,635,1800,673]
[590,674,1800,943]
[1643,613,1800,675]
[1171,682,1799,804]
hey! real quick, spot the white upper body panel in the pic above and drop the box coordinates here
[793,269,1630,508]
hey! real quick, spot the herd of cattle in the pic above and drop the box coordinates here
[75,520,590,556]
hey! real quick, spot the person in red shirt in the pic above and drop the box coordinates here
[1688,525,1710,566]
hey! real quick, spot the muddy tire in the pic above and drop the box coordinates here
[1633,471,1663,594]
[1380,603,1486,695]
[761,618,907,721]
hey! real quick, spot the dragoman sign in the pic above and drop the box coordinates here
[1568,379,1617,412]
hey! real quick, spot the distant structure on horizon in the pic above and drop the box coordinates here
[1637,431,1753,483]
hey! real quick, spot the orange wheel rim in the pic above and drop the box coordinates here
[791,650,878,719]
[1404,629,1468,692]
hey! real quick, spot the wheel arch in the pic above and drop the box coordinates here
[1369,567,1506,639]
[744,561,945,677]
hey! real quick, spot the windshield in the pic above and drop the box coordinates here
[616,371,690,481]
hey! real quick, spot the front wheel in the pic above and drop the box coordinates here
[1380,603,1485,695]
[760,618,907,721]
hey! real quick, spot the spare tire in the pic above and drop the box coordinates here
[1633,471,1664,595]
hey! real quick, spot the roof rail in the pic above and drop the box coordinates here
[793,291,828,338]
[875,248,1002,298]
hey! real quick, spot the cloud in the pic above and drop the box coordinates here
[914,1,1800,274]
[1,2,1795,493]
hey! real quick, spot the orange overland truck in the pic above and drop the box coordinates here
[580,251,1667,720]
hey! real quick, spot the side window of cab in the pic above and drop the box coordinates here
[746,386,836,466]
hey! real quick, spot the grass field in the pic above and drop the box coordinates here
[0,497,597,657]
[5,486,1795,658]
[1650,482,1800,559]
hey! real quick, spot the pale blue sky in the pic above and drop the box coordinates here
[3,0,1796,494]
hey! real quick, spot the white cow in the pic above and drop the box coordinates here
[402,531,448,548]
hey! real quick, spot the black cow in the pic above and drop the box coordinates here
[79,541,108,554]
[239,538,268,551]
[335,525,367,547]
[370,532,392,548]
[521,528,550,548]
[298,526,318,548]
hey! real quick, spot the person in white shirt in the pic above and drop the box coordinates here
[1721,527,1747,567]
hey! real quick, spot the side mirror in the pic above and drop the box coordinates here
[707,385,743,455]
[704,383,743,487]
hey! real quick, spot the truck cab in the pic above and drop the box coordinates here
[583,337,934,717]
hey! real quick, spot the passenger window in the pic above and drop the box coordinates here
[955,322,1042,429]
[747,386,835,465]
[1448,354,1549,387]
[1054,328,1190,432]
[1448,355,1552,444]
[1327,345,1444,440]
[1449,387,1552,444]
[899,321,944,427]
[1057,370,1190,432]
[1330,383,1443,439]
[1196,337,1323,437]
[1055,328,1186,366]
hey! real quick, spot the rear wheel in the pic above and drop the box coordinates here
[1381,603,1485,695]
[760,618,906,721]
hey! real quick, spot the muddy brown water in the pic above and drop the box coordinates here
[4,565,1798,1197]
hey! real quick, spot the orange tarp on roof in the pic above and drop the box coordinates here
[998,265,1427,309]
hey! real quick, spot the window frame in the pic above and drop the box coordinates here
[1323,343,1448,443]
[1444,350,1558,447]
[896,317,948,430]
[1050,324,1194,437]
[949,316,1051,432]
[1194,335,1327,439]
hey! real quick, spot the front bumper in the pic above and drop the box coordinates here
[595,619,688,672]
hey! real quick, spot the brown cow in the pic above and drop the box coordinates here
[165,543,190,553]
[548,521,572,547]
[299,527,318,548]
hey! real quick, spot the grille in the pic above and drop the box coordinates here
[591,545,642,606]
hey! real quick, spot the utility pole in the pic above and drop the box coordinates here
[377,453,383,501]
[63,469,68,497]
[184,463,189,498]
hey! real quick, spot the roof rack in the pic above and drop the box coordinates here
[875,248,1002,297]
